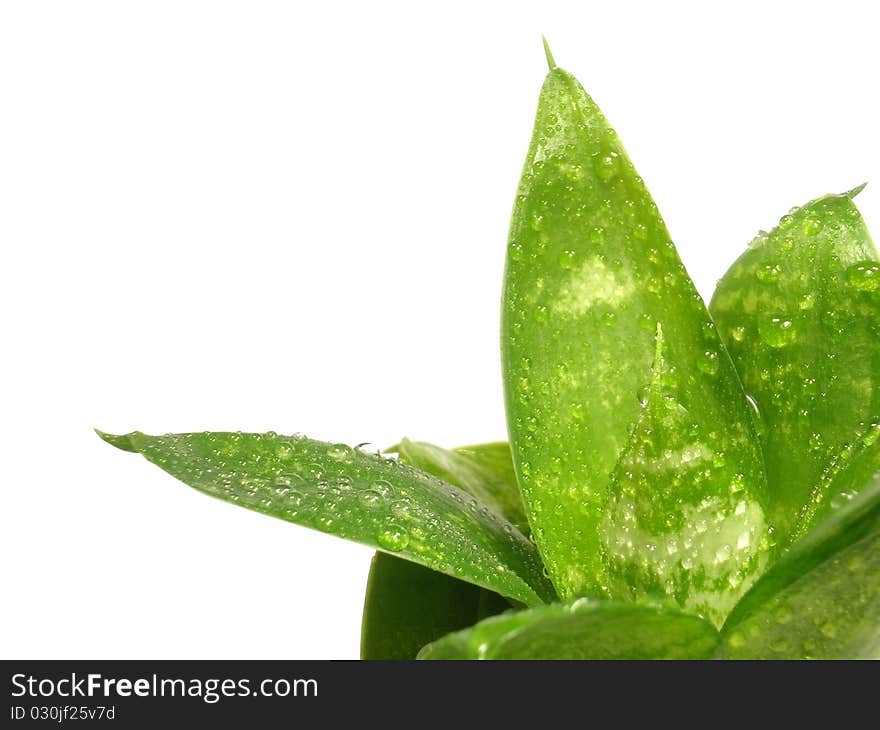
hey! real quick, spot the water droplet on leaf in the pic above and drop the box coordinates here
[377,525,409,552]
[755,262,781,283]
[845,260,880,291]
[758,316,797,348]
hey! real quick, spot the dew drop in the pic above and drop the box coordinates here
[845,260,880,291]
[370,480,394,498]
[758,316,797,348]
[775,605,792,624]
[769,637,788,653]
[305,462,324,479]
[755,262,781,283]
[747,230,769,249]
[731,325,746,343]
[798,292,816,310]
[593,151,620,182]
[390,499,412,518]
[830,490,857,510]
[358,489,385,510]
[778,213,795,229]
[862,423,880,447]
[558,249,577,269]
[803,217,824,236]
[697,350,720,375]
[377,525,410,552]
[326,443,354,462]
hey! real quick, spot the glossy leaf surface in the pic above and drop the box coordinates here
[100,431,555,606]
[501,56,767,598]
[418,598,719,660]
[711,189,880,543]
[602,327,774,626]
[717,471,880,659]
[393,439,528,533]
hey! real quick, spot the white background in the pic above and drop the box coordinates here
[2,1,878,659]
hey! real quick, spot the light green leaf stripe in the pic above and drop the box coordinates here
[501,57,767,599]
[99,431,556,606]
[418,598,719,660]
[602,326,774,627]
[716,474,880,659]
[711,189,880,544]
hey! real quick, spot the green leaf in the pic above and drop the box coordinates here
[501,55,768,599]
[94,429,137,452]
[99,431,556,606]
[417,598,719,660]
[710,188,880,544]
[453,442,518,488]
[392,438,528,533]
[601,326,775,627]
[360,552,509,660]
[366,440,523,657]
[716,468,880,659]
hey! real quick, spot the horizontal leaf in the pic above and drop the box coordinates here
[716,463,880,659]
[361,552,509,660]
[99,431,556,606]
[710,188,880,543]
[418,598,719,660]
[602,326,774,627]
[393,439,528,533]
[501,55,767,599]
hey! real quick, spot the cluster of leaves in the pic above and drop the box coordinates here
[101,45,880,659]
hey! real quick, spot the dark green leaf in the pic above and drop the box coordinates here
[393,438,528,533]
[418,598,719,660]
[360,552,509,660]
[501,56,768,599]
[710,188,880,543]
[717,463,880,659]
[99,431,556,606]
[602,326,775,626]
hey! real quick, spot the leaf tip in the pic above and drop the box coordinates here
[541,35,557,71]
[96,429,139,452]
[846,182,868,199]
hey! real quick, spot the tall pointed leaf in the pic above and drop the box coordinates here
[417,599,719,660]
[361,552,509,660]
[710,189,880,543]
[602,326,774,626]
[501,50,767,598]
[392,439,528,533]
[99,431,555,606]
[716,470,880,659]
